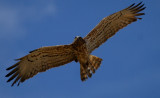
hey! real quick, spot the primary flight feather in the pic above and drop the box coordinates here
[6,2,146,86]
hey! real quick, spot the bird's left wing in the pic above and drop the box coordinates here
[6,45,76,86]
[84,2,145,53]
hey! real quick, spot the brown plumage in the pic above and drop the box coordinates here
[84,2,145,53]
[6,2,145,86]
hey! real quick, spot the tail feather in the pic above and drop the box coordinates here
[80,55,102,81]
[89,55,102,70]
[80,65,88,81]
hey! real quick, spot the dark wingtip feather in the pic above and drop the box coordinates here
[135,7,146,13]
[139,1,143,4]
[11,75,21,86]
[7,79,11,82]
[6,67,18,77]
[14,59,20,61]
[5,74,10,77]
[137,4,145,9]
[11,83,14,87]
[127,3,135,9]
[130,2,142,9]
[6,62,19,70]
[127,2,146,12]
[7,72,19,83]
[17,81,21,86]
[6,67,13,70]
[135,13,145,16]
[129,2,146,20]
[141,7,146,11]
[136,1,143,6]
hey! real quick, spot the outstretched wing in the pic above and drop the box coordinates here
[84,2,146,53]
[6,45,76,86]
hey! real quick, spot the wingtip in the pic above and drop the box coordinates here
[17,82,20,86]
[127,3,135,9]
[5,74,9,77]
[132,3,136,6]
[7,79,10,82]
[11,83,14,87]
[127,2,146,10]
[6,66,12,70]
[138,18,142,20]
[142,13,145,15]
[139,1,143,4]
[14,59,19,61]
[6,68,10,70]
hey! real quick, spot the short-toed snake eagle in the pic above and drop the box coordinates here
[6,2,146,86]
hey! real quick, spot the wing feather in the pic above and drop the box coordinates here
[6,45,76,86]
[84,2,145,53]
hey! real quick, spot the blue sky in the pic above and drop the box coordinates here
[0,0,160,98]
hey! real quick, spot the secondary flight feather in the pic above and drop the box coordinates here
[6,2,146,86]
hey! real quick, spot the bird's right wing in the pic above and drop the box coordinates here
[84,2,145,53]
[6,45,76,86]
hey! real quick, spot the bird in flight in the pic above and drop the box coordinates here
[6,2,145,86]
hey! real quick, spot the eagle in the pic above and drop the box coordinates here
[6,2,145,86]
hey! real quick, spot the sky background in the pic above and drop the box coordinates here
[0,0,160,98]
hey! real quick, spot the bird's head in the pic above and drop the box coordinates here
[74,36,82,40]
[73,36,86,45]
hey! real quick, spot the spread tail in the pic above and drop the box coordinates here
[80,55,102,81]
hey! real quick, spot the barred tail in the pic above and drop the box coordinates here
[80,55,102,81]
